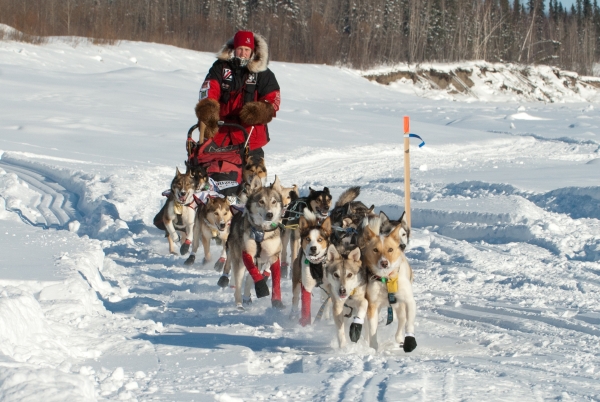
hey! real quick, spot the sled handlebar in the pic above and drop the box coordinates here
[187,121,249,141]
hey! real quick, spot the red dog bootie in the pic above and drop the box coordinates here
[299,285,311,326]
[242,251,269,298]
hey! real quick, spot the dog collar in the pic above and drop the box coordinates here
[370,273,399,294]
[304,252,327,265]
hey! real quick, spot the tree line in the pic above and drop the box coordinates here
[1,0,599,75]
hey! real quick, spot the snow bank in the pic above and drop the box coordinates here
[363,61,600,103]
[0,367,95,402]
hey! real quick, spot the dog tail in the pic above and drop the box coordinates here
[335,186,360,208]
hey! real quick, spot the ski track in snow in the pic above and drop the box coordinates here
[0,159,82,229]
[1,35,600,400]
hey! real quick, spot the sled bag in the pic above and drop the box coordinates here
[189,138,243,196]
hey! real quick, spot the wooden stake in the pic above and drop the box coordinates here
[403,116,411,230]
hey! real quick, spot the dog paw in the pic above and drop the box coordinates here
[213,257,226,272]
[349,323,363,343]
[254,278,270,298]
[281,263,289,279]
[271,300,285,310]
[236,303,245,311]
[170,233,180,243]
[183,254,195,266]
[179,239,191,255]
[217,275,229,288]
[242,296,252,306]
[202,257,211,265]
[299,316,311,327]
[403,336,417,353]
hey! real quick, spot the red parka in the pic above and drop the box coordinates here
[199,33,280,150]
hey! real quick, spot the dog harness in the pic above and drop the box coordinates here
[370,273,399,325]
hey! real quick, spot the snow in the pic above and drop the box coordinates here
[1,29,600,400]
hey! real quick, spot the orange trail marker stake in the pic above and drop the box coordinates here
[403,116,411,230]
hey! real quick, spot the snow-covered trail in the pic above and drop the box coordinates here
[1,34,600,401]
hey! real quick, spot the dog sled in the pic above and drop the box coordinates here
[153,121,251,232]
[186,121,251,197]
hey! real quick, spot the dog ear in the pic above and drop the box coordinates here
[389,224,403,245]
[271,175,282,192]
[368,204,375,213]
[176,167,182,177]
[291,185,299,197]
[327,244,339,264]
[379,211,389,224]
[298,215,308,232]
[363,224,377,240]
[320,216,332,234]
[248,175,263,193]
[348,246,361,263]
[323,187,330,195]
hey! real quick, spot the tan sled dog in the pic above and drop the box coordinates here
[325,245,368,348]
[163,167,200,255]
[362,217,417,352]
[184,196,232,268]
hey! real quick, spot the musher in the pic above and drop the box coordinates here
[194,30,280,162]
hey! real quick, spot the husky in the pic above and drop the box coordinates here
[242,155,267,186]
[325,244,368,347]
[184,196,232,268]
[290,209,332,326]
[235,155,268,206]
[362,217,417,352]
[282,186,333,279]
[162,167,206,255]
[378,211,410,250]
[224,176,286,309]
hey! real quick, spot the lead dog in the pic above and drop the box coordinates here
[325,244,368,348]
[226,176,286,310]
[163,167,204,255]
[185,196,232,268]
[290,209,332,326]
[362,217,417,352]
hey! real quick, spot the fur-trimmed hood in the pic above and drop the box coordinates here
[216,32,269,73]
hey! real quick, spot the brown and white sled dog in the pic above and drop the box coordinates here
[325,245,368,348]
[225,176,286,310]
[163,167,204,255]
[291,209,332,326]
[184,196,232,268]
[362,217,417,352]
[282,187,333,278]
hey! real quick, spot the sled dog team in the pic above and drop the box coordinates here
[160,162,416,352]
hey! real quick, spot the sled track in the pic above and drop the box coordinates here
[0,160,82,229]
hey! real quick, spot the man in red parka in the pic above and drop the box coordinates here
[194,30,280,161]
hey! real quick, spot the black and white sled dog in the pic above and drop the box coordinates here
[362,216,416,352]
[224,176,286,309]
[378,210,411,250]
[290,209,332,326]
[324,244,369,348]
[162,167,207,255]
